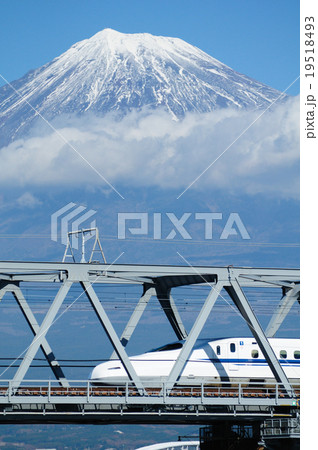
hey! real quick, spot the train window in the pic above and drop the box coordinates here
[294,350,300,359]
[251,350,259,358]
[216,346,221,355]
[150,343,183,352]
[230,343,236,353]
[280,350,287,359]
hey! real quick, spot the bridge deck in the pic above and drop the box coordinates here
[0,381,299,424]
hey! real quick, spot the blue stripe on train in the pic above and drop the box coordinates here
[201,358,300,365]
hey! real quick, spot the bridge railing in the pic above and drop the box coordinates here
[0,379,300,405]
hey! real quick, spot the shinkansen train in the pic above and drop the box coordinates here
[89,337,300,385]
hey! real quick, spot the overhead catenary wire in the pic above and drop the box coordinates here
[0,283,300,315]
[0,233,299,248]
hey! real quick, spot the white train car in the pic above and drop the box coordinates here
[90,337,300,385]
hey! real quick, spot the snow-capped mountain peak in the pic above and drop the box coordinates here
[0,28,285,146]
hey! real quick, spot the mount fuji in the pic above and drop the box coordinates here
[0,28,286,147]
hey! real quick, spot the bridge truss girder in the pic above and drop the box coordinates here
[265,284,300,338]
[0,281,69,387]
[0,261,299,397]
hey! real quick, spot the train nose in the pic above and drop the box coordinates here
[89,363,106,380]
[89,361,126,381]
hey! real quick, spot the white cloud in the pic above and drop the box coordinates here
[0,97,299,198]
[16,192,42,208]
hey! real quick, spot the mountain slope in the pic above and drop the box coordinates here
[0,28,285,146]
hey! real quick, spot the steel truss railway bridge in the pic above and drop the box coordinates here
[0,261,300,424]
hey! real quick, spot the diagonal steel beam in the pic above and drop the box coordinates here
[81,281,145,393]
[110,284,155,359]
[11,281,73,389]
[225,274,295,396]
[0,282,69,387]
[155,284,187,340]
[265,285,300,337]
[165,281,223,391]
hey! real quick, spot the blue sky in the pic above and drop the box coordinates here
[0,0,299,94]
